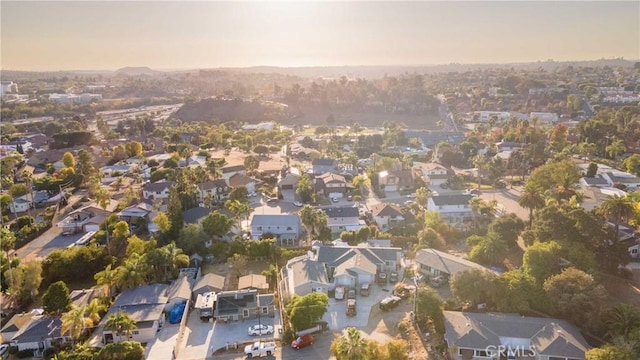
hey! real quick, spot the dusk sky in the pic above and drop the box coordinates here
[1,1,638,71]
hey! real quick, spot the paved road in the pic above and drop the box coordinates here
[478,188,529,221]
[14,189,89,260]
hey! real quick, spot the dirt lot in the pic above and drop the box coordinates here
[208,149,287,173]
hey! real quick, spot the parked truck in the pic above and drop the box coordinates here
[244,341,276,358]
[346,299,357,317]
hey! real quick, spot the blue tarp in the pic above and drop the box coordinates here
[169,303,186,324]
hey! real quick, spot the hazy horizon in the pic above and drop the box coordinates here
[1,1,638,71]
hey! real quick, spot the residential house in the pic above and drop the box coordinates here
[221,165,246,181]
[414,162,450,187]
[165,276,192,312]
[404,130,466,149]
[197,179,229,204]
[530,112,559,124]
[281,255,329,301]
[57,200,119,233]
[426,194,473,230]
[192,273,226,298]
[183,206,214,225]
[316,245,405,288]
[323,207,364,234]
[415,248,493,282]
[250,214,301,245]
[238,274,269,292]
[496,141,522,152]
[579,175,609,188]
[213,289,274,322]
[315,172,351,199]
[601,172,640,190]
[278,172,300,202]
[0,313,35,344]
[117,200,154,226]
[9,196,32,214]
[69,287,102,308]
[370,203,404,230]
[101,163,136,183]
[10,316,69,354]
[228,173,257,193]
[443,311,590,360]
[142,181,175,201]
[312,158,337,175]
[378,170,414,192]
[101,284,169,344]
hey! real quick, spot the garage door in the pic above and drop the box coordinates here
[357,274,373,285]
[329,192,343,199]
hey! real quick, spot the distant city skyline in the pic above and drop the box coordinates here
[1,1,638,71]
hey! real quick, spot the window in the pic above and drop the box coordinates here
[256,226,262,231]
[262,307,268,314]
[286,227,293,231]
[474,350,488,357]
[243,309,249,317]
[132,330,139,335]
[156,191,162,195]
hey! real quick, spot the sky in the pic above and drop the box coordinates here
[1,1,639,71]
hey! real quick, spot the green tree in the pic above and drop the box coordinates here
[166,187,184,239]
[523,241,562,284]
[63,152,76,168]
[494,270,545,313]
[468,233,509,266]
[228,186,249,204]
[177,223,208,255]
[104,311,137,342]
[415,186,431,207]
[202,212,233,238]
[243,155,260,172]
[604,304,640,340]
[0,193,13,214]
[75,149,95,184]
[526,159,581,202]
[85,298,107,327]
[253,145,269,156]
[152,212,171,234]
[488,213,525,248]
[543,267,608,331]
[415,286,445,333]
[22,261,43,301]
[61,306,93,348]
[116,253,148,290]
[606,139,626,160]
[9,183,27,198]
[622,154,640,176]
[586,345,636,360]
[296,173,314,203]
[299,205,328,240]
[225,199,251,232]
[450,268,497,307]
[330,327,368,360]
[586,162,599,177]
[42,281,72,315]
[599,195,636,239]
[286,292,329,331]
[124,141,143,158]
[94,264,119,298]
[97,341,145,360]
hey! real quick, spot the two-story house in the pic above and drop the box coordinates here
[444,311,590,360]
[370,203,404,230]
[323,207,364,234]
[221,165,246,181]
[142,181,175,201]
[415,248,494,282]
[250,214,301,245]
[315,172,351,199]
[414,162,450,187]
[197,179,229,204]
[378,170,414,192]
[427,194,473,230]
[57,200,119,234]
[228,173,257,194]
[312,158,337,175]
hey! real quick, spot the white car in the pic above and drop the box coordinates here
[248,191,257,197]
[335,286,346,300]
[248,324,274,336]
[0,344,8,357]
[293,201,303,207]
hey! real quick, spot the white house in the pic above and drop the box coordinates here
[281,255,329,300]
[370,203,404,230]
[10,316,70,354]
[142,181,175,201]
[250,214,302,245]
[415,248,494,281]
[414,162,450,187]
[323,207,364,234]
[9,196,32,214]
[197,179,229,204]
[427,194,473,229]
[57,201,119,234]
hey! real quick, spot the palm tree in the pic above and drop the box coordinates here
[94,264,118,298]
[104,311,137,342]
[225,199,251,233]
[599,195,636,240]
[84,298,107,327]
[518,186,545,227]
[21,170,34,218]
[94,188,111,255]
[61,306,92,349]
[165,242,190,277]
[116,253,148,290]
[604,304,640,340]
[331,327,368,360]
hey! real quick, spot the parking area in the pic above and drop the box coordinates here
[178,312,215,360]
[145,322,181,360]
[322,282,396,331]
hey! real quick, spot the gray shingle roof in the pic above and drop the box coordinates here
[112,284,168,308]
[143,181,175,192]
[415,248,490,276]
[251,214,300,228]
[183,207,213,224]
[312,159,336,166]
[221,165,245,173]
[287,257,328,285]
[12,316,62,343]
[323,207,359,218]
[581,176,608,185]
[371,203,403,217]
[316,246,401,265]
[166,276,191,300]
[444,311,590,358]
[193,273,225,294]
[430,194,473,206]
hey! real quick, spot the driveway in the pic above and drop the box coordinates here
[322,282,394,331]
[145,322,181,360]
[178,312,215,360]
[479,188,529,221]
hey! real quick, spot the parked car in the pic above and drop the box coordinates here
[291,334,314,349]
[379,296,402,311]
[346,299,357,317]
[248,191,257,197]
[248,324,274,336]
[389,272,398,283]
[335,286,345,300]
[394,284,415,299]
[347,288,356,299]
[293,201,303,207]
[360,283,370,297]
[430,275,446,288]
[440,183,449,189]
[0,344,8,357]
[244,341,276,358]
[266,197,278,205]
[347,195,353,201]
[377,272,388,285]
[331,197,339,203]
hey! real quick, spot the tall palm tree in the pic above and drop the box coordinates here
[94,264,118,298]
[94,188,111,255]
[116,253,148,290]
[61,306,92,349]
[599,195,636,240]
[225,199,251,233]
[331,327,368,360]
[165,242,190,277]
[604,304,640,340]
[104,310,137,343]
[518,186,545,228]
[84,298,107,327]
[21,170,34,218]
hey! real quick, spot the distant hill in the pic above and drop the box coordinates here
[114,67,160,76]
[171,98,294,124]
